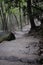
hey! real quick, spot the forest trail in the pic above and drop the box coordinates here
[0,25,40,65]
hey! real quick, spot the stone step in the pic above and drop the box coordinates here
[39,46,43,49]
[39,41,43,49]
[39,44,43,49]
[39,41,43,44]
[39,43,43,45]
[40,49,43,53]
[40,49,43,54]
[41,49,43,52]
[41,54,43,56]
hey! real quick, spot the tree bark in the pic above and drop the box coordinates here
[27,0,36,30]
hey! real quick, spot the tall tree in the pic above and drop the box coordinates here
[0,1,8,32]
[27,0,36,31]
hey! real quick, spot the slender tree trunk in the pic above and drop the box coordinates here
[0,1,8,32]
[14,14,19,29]
[27,0,36,30]
[19,2,22,30]
[22,10,26,25]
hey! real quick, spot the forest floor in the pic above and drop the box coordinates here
[0,25,40,65]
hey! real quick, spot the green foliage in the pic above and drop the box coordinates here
[10,7,19,14]
[0,0,4,2]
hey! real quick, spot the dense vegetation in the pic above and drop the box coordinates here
[0,0,43,36]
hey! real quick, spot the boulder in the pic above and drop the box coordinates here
[0,32,16,43]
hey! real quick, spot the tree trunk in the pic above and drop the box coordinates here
[0,1,8,32]
[27,0,36,30]
[19,2,22,30]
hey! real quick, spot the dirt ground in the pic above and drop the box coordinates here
[0,25,40,65]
